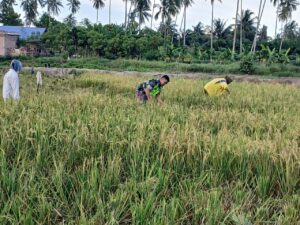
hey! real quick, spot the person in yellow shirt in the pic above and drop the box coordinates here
[204,76,233,96]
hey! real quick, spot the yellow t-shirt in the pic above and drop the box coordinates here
[204,78,229,96]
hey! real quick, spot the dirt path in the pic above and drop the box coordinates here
[23,67,300,87]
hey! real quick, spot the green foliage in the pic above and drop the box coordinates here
[240,54,255,74]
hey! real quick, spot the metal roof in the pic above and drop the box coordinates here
[0,26,46,40]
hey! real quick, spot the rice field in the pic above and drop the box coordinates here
[0,73,300,224]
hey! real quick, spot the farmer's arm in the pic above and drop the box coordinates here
[145,88,151,101]
[156,93,163,104]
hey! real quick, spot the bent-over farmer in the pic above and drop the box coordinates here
[136,75,170,104]
[204,76,233,96]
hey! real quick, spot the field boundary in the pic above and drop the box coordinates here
[21,67,300,86]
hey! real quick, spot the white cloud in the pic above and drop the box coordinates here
[14,0,300,38]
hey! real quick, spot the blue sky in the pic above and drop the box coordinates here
[14,0,300,38]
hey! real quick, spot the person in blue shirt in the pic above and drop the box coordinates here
[136,75,170,104]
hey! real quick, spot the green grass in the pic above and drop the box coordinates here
[1,57,300,77]
[0,73,300,224]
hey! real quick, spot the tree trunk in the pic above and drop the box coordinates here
[151,0,155,29]
[251,0,266,54]
[210,2,214,62]
[183,5,187,46]
[127,2,132,28]
[125,0,128,26]
[279,21,287,53]
[139,12,142,31]
[96,8,99,24]
[109,0,111,24]
[274,5,279,38]
[232,0,239,60]
[240,0,243,54]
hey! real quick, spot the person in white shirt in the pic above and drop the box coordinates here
[2,59,22,101]
[36,71,43,92]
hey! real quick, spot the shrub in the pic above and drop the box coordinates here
[239,54,255,74]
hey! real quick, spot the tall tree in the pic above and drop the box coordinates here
[251,0,267,54]
[46,0,63,24]
[91,0,105,24]
[0,0,23,25]
[270,0,282,38]
[67,0,81,14]
[133,0,151,31]
[208,0,222,61]
[278,0,299,52]
[155,0,180,26]
[124,0,128,26]
[109,0,111,24]
[64,14,77,27]
[182,0,194,46]
[240,0,243,54]
[21,0,38,26]
[213,19,231,39]
[232,0,240,59]
[150,0,155,29]
[238,9,256,41]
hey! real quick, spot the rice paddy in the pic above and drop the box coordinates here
[0,73,299,224]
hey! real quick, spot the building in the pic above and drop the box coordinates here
[0,32,20,56]
[0,26,46,57]
[0,26,46,40]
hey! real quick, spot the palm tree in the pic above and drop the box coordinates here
[133,0,151,30]
[91,0,105,24]
[109,0,111,24]
[240,0,243,54]
[278,0,299,52]
[213,19,231,39]
[270,0,282,38]
[155,0,180,26]
[21,0,38,26]
[45,0,63,23]
[238,9,256,42]
[123,0,128,26]
[208,0,222,62]
[251,0,267,54]
[232,0,240,59]
[67,0,81,14]
[182,0,194,46]
[64,14,77,27]
[150,0,155,29]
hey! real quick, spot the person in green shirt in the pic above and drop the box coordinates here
[136,75,170,104]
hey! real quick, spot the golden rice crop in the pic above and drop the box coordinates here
[0,73,299,224]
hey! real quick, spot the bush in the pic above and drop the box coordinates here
[239,54,255,74]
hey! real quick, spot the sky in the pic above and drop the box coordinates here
[14,0,300,38]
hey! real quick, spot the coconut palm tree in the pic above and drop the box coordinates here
[67,0,81,14]
[133,0,151,30]
[91,0,105,24]
[155,0,180,26]
[213,19,231,39]
[238,9,256,42]
[21,0,38,26]
[123,0,128,26]
[270,0,282,38]
[240,0,243,54]
[45,0,63,23]
[109,0,111,24]
[251,0,267,54]
[208,0,222,61]
[278,0,299,52]
[232,0,239,59]
[182,0,194,46]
